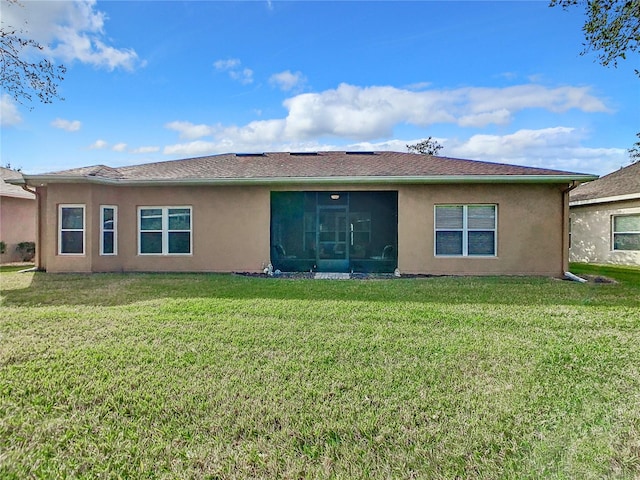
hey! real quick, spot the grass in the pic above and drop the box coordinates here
[1,267,639,479]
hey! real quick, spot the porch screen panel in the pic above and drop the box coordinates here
[270,192,314,271]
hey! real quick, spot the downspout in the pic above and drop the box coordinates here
[562,181,582,281]
[21,184,42,271]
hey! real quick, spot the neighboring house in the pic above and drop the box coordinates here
[569,161,640,266]
[8,151,596,275]
[0,167,37,263]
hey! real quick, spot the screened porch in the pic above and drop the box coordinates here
[270,191,398,273]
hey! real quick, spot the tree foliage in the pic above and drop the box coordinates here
[550,0,640,74]
[0,0,66,105]
[629,133,640,163]
[551,1,639,162]
[407,137,444,156]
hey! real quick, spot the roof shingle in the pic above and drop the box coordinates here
[570,161,640,203]
[35,151,593,183]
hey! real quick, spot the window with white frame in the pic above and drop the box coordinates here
[138,207,192,255]
[59,204,85,255]
[435,204,497,256]
[612,214,640,251]
[100,206,117,255]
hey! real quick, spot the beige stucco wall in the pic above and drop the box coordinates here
[0,195,37,263]
[37,182,569,276]
[398,183,567,276]
[570,199,640,266]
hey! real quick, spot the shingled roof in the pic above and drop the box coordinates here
[0,167,35,200]
[570,161,640,205]
[17,151,596,186]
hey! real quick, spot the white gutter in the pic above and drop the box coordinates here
[17,173,598,187]
[570,192,640,207]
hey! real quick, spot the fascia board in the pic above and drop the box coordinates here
[570,192,640,207]
[22,174,599,187]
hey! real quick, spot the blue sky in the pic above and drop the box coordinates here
[1,0,638,175]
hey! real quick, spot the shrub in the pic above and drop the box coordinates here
[16,242,35,262]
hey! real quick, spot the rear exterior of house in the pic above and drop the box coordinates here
[569,162,640,266]
[14,152,596,276]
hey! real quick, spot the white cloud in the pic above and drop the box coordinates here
[160,82,619,174]
[214,58,253,84]
[112,143,127,152]
[269,70,306,91]
[279,83,610,141]
[165,121,218,140]
[163,140,220,156]
[89,139,108,150]
[131,146,160,154]
[164,82,611,148]
[214,59,241,71]
[51,118,82,131]
[446,127,626,175]
[0,95,22,126]
[2,0,140,71]
[458,109,511,128]
[230,68,254,85]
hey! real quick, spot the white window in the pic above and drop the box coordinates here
[100,206,117,255]
[612,214,640,251]
[59,204,85,255]
[138,207,192,255]
[435,205,497,256]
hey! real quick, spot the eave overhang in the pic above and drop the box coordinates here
[15,173,599,187]
[570,192,640,207]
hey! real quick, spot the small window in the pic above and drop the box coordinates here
[435,205,496,256]
[612,214,640,251]
[138,207,192,255]
[100,206,117,255]
[59,204,85,255]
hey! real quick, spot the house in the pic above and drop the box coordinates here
[569,161,640,266]
[0,167,36,263]
[8,151,597,275]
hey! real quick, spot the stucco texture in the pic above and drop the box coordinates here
[0,195,36,263]
[570,199,640,266]
[37,182,569,276]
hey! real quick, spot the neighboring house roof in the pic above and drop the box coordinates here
[0,167,35,200]
[11,152,597,187]
[570,161,640,206]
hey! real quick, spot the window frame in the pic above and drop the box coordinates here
[137,206,193,256]
[58,204,86,255]
[100,205,118,256]
[611,214,640,251]
[434,204,497,257]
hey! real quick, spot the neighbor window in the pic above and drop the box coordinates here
[100,206,117,255]
[138,207,192,255]
[612,214,640,251]
[435,205,496,256]
[59,204,85,255]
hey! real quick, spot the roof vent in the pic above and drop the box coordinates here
[289,152,319,156]
[235,153,266,157]
[345,151,375,155]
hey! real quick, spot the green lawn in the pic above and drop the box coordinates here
[1,268,639,479]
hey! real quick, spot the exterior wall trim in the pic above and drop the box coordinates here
[19,174,597,187]
[570,192,640,207]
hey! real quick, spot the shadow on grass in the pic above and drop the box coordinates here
[1,268,639,308]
